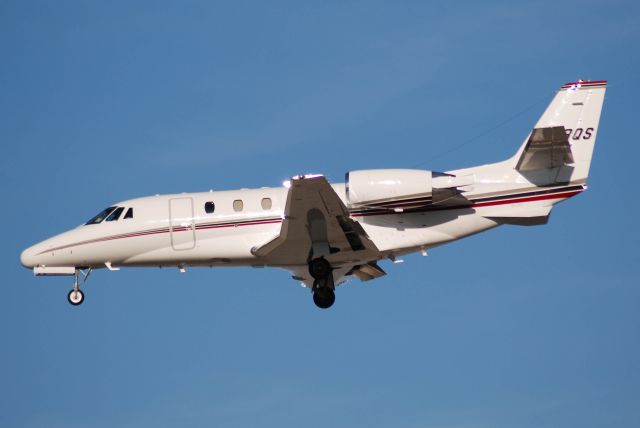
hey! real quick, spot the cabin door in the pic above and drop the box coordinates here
[169,197,196,250]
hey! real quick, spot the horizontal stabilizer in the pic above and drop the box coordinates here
[516,126,574,171]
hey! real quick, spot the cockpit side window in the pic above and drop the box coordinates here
[105,207,125,222]
[85,207,117,225]
[123,207,134,219]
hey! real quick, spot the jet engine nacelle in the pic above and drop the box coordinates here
[345,169,434,209]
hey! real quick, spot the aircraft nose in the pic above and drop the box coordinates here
[20,245,39,269]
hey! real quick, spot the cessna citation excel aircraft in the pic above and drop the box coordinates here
[21,80,606,309]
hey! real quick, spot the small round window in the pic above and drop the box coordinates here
[261,198,272,210]
[233,200,244,212]
[204,202,215,214]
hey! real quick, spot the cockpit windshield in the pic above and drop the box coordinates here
[85,207,117,225]
[105,207,125,222]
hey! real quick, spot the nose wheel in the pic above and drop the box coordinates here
[67,289,85,305]
[67,268,91,306]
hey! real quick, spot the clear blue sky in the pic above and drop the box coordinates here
[2,1,639,427]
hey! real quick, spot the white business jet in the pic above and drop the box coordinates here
[20,80,606,309]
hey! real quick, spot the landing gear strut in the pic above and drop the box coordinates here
[67,268,91,306]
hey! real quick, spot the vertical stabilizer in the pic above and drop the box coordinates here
[513,80,606,183]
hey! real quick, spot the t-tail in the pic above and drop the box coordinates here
[448,80,607,226]
[509,79,607,185]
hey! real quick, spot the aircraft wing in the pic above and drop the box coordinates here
[252,175,380,266]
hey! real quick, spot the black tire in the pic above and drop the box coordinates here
[313,287,335,309]
[67,289,84,306]
[308,258,331,280]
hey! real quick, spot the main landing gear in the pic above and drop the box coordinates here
[312,286,335,309]
[309,257,336,309]
[67,269,92,306]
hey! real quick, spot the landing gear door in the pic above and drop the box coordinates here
[169,197,196,250]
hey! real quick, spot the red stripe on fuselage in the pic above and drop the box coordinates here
[37,218,283,254]
[350,187,582,217]
[471,190,581,207]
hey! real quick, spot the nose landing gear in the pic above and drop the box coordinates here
[67,268,92,306]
